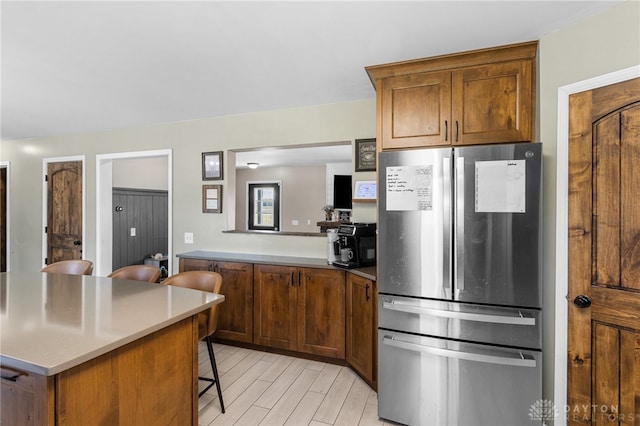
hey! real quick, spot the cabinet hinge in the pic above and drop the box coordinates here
[44,226,47,233]
[45,174,48,182]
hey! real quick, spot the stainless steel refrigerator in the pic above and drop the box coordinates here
[377,143,542,426]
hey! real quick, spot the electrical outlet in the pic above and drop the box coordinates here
[184,232,194,244]
[292,220,299,226]
[130,227,136,237]
[307,219,311,225]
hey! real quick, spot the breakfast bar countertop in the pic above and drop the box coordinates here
[0,271,224,376]
[176,250,377,281]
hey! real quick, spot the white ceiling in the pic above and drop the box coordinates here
[1,1,623,142]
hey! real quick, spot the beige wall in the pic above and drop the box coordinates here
[2,99,376,272]
[235,165,327,233]
[538,0,640,408]
[113,156,168,190]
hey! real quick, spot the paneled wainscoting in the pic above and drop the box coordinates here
[198,343,396,426]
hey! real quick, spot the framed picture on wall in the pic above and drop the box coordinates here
[355,138,376,172]
[202,151,223,180]
[202,184,222,213]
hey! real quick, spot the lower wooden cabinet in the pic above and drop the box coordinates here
[346,273,377,388]
[179,256,372,374]
[179,258,254,343]
[1,317,198,425]
[254,265,346,359]
[0,365,52,425]
[297,267,346,359]
[253,264,298,350]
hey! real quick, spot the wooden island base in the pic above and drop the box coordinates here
[2,317,200,426]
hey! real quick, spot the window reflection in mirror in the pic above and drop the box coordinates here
[229,141,352,233]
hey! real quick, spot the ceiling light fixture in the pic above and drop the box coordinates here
[247,162,259,169]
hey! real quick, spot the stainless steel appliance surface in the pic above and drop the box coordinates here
[377,143,542,426]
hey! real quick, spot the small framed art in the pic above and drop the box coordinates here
[202,184,222,213]
[202,151,223,180]
[355,138,376,172]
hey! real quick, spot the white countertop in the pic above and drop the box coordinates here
[0,271,224,376]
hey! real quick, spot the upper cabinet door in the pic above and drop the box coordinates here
[451,59,534,146]
[367,41,537,151]
[380,71,451,149]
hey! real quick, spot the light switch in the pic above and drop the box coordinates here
[130,227,136,237]
[184,232,194,244]
[292,220,299,226]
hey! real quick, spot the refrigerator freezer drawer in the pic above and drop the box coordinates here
[378,330,542,426]
[379,295,541,349]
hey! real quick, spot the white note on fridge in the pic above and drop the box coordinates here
[475,160,526,213]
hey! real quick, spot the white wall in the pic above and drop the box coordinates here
[538,0,640,411]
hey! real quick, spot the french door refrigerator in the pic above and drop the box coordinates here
[377,143,542,426]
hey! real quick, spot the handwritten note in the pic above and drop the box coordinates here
[475,160,526,213]
[386,165,433,211]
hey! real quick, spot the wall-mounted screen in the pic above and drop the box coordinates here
[333,175,352,209]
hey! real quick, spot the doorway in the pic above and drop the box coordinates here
[555,65,640,420]
[42,156,85,267]
[96,150,172,277]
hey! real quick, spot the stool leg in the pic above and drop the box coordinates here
[204,335,225,413]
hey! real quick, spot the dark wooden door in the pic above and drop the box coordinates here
[212,261,254,343]
[46,161,83,264]
[297,267,345,358]
[567,77,640,424]
[0,167,6,272]
[253,264,297,350]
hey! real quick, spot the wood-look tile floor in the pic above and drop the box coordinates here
[198,342,395,426]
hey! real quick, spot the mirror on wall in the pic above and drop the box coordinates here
[228,141,352,234]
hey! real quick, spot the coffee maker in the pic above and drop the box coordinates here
[332,223,376,269]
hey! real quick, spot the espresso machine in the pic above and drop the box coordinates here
[332,223,376,269]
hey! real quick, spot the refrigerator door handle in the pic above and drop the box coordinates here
[455,156,465,297]
[382,335,537,368]
[443,156,452,298]
[382,300,536,326]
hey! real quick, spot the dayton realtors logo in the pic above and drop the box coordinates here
[529,400,637,423]
[529,399,559,422]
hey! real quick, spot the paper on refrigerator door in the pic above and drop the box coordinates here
[475,160,526,213]
[386,165,433,211]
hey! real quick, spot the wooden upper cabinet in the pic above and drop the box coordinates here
[452,59,533,145]
[381,71,451,149]
[367,41,537,150]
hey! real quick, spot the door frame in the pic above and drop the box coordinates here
[0,161,10,271]
[96,149,172,277]
[554,65,640,420]
[42,156,86,268]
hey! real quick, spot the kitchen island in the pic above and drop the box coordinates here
[0,271,224,425]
